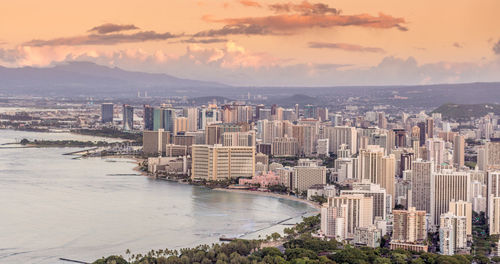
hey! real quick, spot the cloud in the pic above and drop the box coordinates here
[88,23,139,34]
[268,1,341,15]
[308,42,385,53]
[194,24,270,37]
[453,42,463,48]
[182,38,228,44]
[23,31,179,47]
[3,41,499,87]
[205,12,408,33]
[493,39,500,55]
[239,0,261,7]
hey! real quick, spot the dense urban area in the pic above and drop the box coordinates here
[2,92,500,264]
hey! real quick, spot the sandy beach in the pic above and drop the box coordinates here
[213,188,321,210]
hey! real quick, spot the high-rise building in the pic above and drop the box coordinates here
[317,138,329,156]
[358,145,395,205]
[392,207,427,243]
[439,212,467,255]
[321,204,347,241]
[162,108,176,133]
[174,117,188,134]
[426,118,434,139]
[487,139,500,168]
[183,107,198,132]
[191,145,255,180]
[417,122,426,146]
[431,170,470,227]
[143,105,154,131]
[142,129,170,156]
[222,131,255,147]
[453,135,465,168]
[101,103,113,123]
[293,165,327,193]
[354,225,381,248]
[426,138,446,167]
[448,200,472,236]
[341,180,387,221]
[393,129,407,148]
[410,160,433,213]
[324,126,358,156]
[490,197,500,235]
[272,137,299,157]
[122,104,134,131]
[326,194,373,237]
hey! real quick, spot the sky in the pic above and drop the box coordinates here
[1,0,500,86]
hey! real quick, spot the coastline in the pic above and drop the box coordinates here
[213,188,321,211]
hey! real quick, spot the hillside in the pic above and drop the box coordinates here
[432,103,500,120]
[0,61,228,97]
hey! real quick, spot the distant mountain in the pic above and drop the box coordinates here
[0,61,228,97]
[432,103,500,121]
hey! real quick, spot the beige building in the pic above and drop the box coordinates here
[341,180,387,221]
[326,194,373,237]
[324,126,357,155]
[142,129,170,156]
[321,204,347,241]
[358,145,396,205]
[453,135,465,168]
[440,212,467,255]
[191,145,255,180]
[448,200,472,236]
[222,131,256,147]
[272,137,299,157]
[410,159,433,213]
[430,170,470,227]
[292,165,326,193]
[487,139,500,168]
[174,117,188,134]
[490,197,500,235]
[354,225,381,248]
[392,207,427,244]
[165,144,188,157]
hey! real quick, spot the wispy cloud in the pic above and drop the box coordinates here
[268,1,341,15]
[453,42,463,48]
[205,12,408,33]
[194,24,270,37]
[238,0,261,7]
[23,31,179,47]
[308,42,385,53]
[88,23,139,34]
[182,38,228,44]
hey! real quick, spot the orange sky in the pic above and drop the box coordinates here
[1,0,499,85]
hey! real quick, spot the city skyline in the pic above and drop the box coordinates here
[1,0,500,86]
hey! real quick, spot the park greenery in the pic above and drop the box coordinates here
[74,128,142,143]
[94,213,500,264]
[20,138,110,147]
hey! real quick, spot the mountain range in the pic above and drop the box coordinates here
[0,61,227,97]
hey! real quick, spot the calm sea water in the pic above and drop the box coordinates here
[0,130,315,264]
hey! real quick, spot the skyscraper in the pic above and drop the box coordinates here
[431,170,470,226]
[326,194,373,237]
[341,180,387,221]
[392,207,427,243]
[122,104,133,131]
[410,160,433,213]
[101,103,113,123]
[440,212,467,255]
[453,135,465,168]
[143,105,154,131]
[191,145,255,180]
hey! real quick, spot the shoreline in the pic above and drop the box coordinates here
[213,188,321,211]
